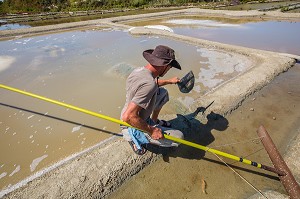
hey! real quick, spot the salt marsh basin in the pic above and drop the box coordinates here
[0,8,299,199]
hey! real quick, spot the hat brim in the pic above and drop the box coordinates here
[143,49,181,70]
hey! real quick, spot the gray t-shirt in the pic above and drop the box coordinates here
[121,67,158,121]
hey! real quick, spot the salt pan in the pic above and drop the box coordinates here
[0,172,7,180]
[166,19,241,28]
[72,125,82,133]
[30,155,48,172]
[144,25,174,33]
[27,115,34,119]
[9,165,20,177]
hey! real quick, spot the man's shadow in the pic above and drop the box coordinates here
[145,107,229,160]
[144,107,280,181]
[173,111,229,159]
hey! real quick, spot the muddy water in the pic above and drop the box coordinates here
[108,63,300,199]
[0,27,251,190]
[0,24,31,31]
[126,16,300,55]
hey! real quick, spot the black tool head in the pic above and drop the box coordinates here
[178,70,194,93]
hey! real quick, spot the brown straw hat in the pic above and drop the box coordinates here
[143,45,181,70]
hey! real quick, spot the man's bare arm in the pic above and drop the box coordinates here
[121,102,163,140]
[157,77,180,86]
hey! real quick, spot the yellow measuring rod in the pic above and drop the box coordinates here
[0,84,284,176]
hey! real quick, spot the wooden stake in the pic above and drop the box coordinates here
[257,125,300,199]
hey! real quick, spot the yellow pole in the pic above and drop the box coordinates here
[0,84,129,126]
[1,84,270,171]
[163,134,258,166]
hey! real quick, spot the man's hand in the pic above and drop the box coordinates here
[169,76,180,84]
[150,127,164,140]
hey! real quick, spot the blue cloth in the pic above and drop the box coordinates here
[128,127,150,150]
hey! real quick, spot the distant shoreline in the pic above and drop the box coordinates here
[1,7,300,39]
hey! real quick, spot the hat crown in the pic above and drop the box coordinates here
[142,45,181,70]
[152,45,175,60]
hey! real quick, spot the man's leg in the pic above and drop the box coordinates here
[151,108,161,123]
[151,87,169,123]
[121,128,148,155]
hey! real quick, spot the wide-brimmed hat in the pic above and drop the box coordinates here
[143,45,181,70]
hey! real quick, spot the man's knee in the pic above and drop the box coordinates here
[165,129,184,140]
[121,128,132,141]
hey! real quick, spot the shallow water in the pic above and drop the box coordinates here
[0,24,31,31]
[170,20,300,55]
[0,26,251,191]
[126,16,300,55]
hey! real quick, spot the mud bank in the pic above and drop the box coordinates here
[1,8,299,199]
